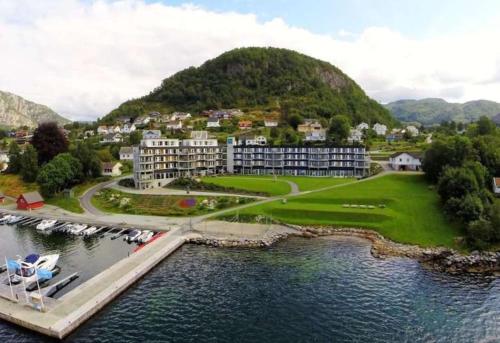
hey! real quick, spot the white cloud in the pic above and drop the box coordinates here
[1,0,500,121]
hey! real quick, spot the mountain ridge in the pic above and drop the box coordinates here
[104,47,395,126]
[0,90,70,128]
[385,98,500,125]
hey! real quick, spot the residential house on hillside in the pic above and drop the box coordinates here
[15,130,32,144]
[239,120,252,130]
[0,150,9,172]
[149,111,161,118]
[373,123,388,136]
[143,130,161,139]
[206,117,220,128]
[493,178,500,196]
[190,131,209,140]
[386,132,403,143]
[357,122,369,131]
[305,129,326,141]
[102,162,122,176]
[172,112,191,121]
[122,123,136,134]
[166,120,182,130]
[264,120,278,127]
[298,120,323,134]
[348,129,363,143]
[100,133,123,143]
[119,147,134,160]
[406,125,420,137]
[134,115,151,126]
[116,116,132,124]
[97,126,108,135]
[244,136,267,146]
[111,125,122,133]
[389,152,422,171]
[84,130,95,138]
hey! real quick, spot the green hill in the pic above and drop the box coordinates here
[385,98,500,125]
[104,47,394,126]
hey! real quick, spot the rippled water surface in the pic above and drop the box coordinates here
[1,234,499,342]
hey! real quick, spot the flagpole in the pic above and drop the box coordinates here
[4,257,14,301]
[34,265,45,312]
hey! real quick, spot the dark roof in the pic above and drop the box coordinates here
[207,117,219,122]
[119,147,133,154]
[390,151,422,159]
[20,191,44,203]
[102,162,119,169]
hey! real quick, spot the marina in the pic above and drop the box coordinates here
[0,210,184,339]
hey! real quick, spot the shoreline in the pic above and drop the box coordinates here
[188,222,500,276]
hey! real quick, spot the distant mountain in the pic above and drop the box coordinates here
[0,90,70,128]
[492,113,500,125]
[105,47,395,126]
[385,98,500,125]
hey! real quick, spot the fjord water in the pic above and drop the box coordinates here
[1,234,499,342]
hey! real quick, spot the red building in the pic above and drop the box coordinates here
[0,192,5,204]
[16,191,44,210]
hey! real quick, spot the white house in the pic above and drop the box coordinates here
[357,122,369,131]
[122,123,136,134]
[245,136,267,146]
[348,129,363,143]
[101,162,122,176]
[119,147,134,160]
[389,152,422,171]
[100,133,123,143]
[305,129,326,141]
[0,151,9,172]
[173,112,191,121]
[373,123,388,136]
[97,126,108,135]
[166,120,182,130]
[111,125,122,133]
[84,130,95,138]
[493,178,500,196]
[406,125,420,137]
[143,130,161,139]
[134,116,150,126]
[206,117,220,128]
[264,120,278,127]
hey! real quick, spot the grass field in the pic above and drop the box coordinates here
[0,174,38,198]
[45,195,84,214]
[201,175,355,195]
[219,174,462,248]
[92,188,255,217]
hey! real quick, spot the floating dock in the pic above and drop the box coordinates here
[0,226,185,339]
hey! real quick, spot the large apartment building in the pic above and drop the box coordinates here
[134,132,370,189]
[227,137,369,177]
[133,131,226,189]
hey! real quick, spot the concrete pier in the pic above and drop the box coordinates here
[0,226,186,339]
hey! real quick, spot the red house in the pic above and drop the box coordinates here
[17,191,44,210]
[0,192,5,204]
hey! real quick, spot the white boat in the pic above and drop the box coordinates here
[68,223,87,235]
[7,216,24,224]
[81,226,98,236]
[0,215,12,224]
[36,219,57,231]
[9,253,59,285]
[124,229,141,242]
[137,230,154,243]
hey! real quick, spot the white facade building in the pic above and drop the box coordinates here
[406,125,420,137]
[207,117,220,128]
[143,130,161,139]
[357,122,369,131]
[348,129,363,143]
[373,123,388,136]
[244,136,267,146]
[389,152,422,171]
[119,147,134,160]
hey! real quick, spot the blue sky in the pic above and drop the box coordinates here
[156,0,500,38]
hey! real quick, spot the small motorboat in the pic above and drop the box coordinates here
[8,253,60,285]
[81,226,98,236]
[137,230,154,244]
[0,215,12,224]
[36,219,57,231]
[7,216,24,224]
[124,229,141,242]
[67,224,87,235]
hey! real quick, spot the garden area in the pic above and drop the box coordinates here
[217,174,462,249]
[91,188,255,217]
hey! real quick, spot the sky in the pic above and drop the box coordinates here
[1,0,500,121]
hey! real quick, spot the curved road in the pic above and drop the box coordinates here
[79,178,118,216]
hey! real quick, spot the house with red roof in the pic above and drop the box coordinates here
[17,191,44,210]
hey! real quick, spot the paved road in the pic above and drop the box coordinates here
[79,178,118,216]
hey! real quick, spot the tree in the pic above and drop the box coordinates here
[466,219,495,250]
[476,116,496,136]
[36,153,82,197]
[19,145,39,182]
[328,115,350,143]
[6,141,21,173]
[31,122,69,165]
[129,130,142,145]
[71,141,101,179]
[287,113,303,129]
[97,148,113,162]
[437,166,480,202]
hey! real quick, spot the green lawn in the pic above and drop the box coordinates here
[45,195,84,214]
[91,188,255,217]
[201,175,355,195]
[219,174,462,248]
[72,177,111,197]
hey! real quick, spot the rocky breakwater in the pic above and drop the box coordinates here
[186,230,299,248]
[292,225,500,275]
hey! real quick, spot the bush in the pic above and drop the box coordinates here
[118,178,135,188]
[466,219,495,250]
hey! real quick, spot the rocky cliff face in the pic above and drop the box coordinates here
[0,91,70,128]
